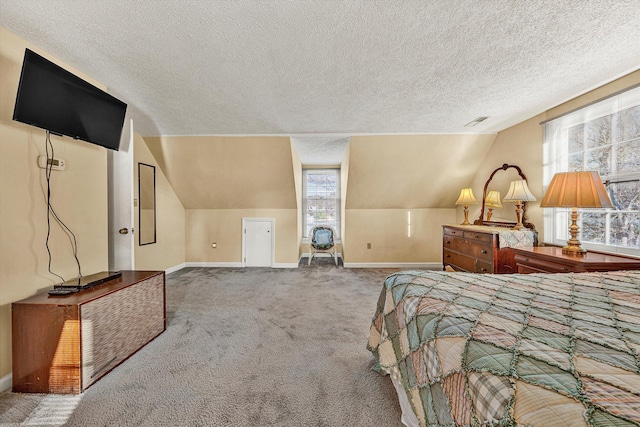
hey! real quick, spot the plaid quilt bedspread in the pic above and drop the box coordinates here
[367,270,640,427]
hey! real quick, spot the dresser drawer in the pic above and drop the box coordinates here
[515,253,572,273]
[444,236,492,262]
[443,227,463,238]
[468,241,492,262]
[475,260,493,274]
[517,264,549,274]
[463,230,493,244]
[443,236,467,253]
[444,249,494,273]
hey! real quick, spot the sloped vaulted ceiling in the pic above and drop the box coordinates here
[144,136,297,209]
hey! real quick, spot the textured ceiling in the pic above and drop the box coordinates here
[1,0,640,137]
[291,136,350,165]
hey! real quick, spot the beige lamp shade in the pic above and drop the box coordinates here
[455,188,477,225]
[485,190,502,208]
[540,171,612,208]
[540,171,612,255]
[455,188,478,205]
[503,180,537,202]
[502,180,535,230]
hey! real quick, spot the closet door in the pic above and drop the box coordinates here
[243,218,274,267]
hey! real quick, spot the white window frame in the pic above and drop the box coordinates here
[302,168,341,241]
[543,85,640,256]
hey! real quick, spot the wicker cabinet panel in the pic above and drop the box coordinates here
[81,274,164,389]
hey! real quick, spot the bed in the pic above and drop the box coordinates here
[367,270,640,427]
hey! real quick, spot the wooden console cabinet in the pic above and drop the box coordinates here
[514,247,640,274]
[12,271,165,394]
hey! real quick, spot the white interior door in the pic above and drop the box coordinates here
[108,117,134,271]
[243,218,274,267]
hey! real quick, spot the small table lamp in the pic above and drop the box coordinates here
[455,188,477,225]
[485,190,502,221]
[503,179,536,230]
[540,171,612,255]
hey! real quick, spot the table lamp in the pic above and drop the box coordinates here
[455,188,477,225]
[485,190,502,221]
[540,171,612,255]
[503,180,536,230]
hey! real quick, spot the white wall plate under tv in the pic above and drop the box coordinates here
[37,155,66,171]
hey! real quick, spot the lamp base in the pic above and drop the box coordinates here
[510,201,524,230]
[562,241,587,256]
[562,207,587,255]
[460,205,471,225]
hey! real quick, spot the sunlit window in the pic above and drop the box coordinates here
[302,169,340,238]
[543,86,640,255]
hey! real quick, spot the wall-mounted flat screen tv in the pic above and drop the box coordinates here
[13,49,127,151]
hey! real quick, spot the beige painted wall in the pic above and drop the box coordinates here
[342,134,495,263]
[186,209,299,265]
[346,134,497,209]
[546,70,640,120]
[144,136,296,209]
[0,28,109,378]
[345,208,455,263]
[134,134,186,270]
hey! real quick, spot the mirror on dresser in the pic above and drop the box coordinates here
[473,163,536,231]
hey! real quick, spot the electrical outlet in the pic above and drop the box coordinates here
[38,155,66,171]
[211,242,217,248]
[367,243,371,249]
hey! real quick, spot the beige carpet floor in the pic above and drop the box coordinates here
[0,259,408,426]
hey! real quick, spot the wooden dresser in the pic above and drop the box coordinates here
[12,270,165,394]
[443,225,536,274]
[514,246,640,273]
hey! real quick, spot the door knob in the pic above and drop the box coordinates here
[119,228,129,235]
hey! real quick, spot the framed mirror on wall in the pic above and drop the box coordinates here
[138,163,156,245]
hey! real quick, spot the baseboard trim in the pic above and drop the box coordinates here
[273,263,299,269]
[0,373,11,392]
[343,262,443,269]
[184,262,300,268]
[165,263,186,275]
[185,262,244,268]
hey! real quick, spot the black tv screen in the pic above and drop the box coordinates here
[13,49,127,151]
